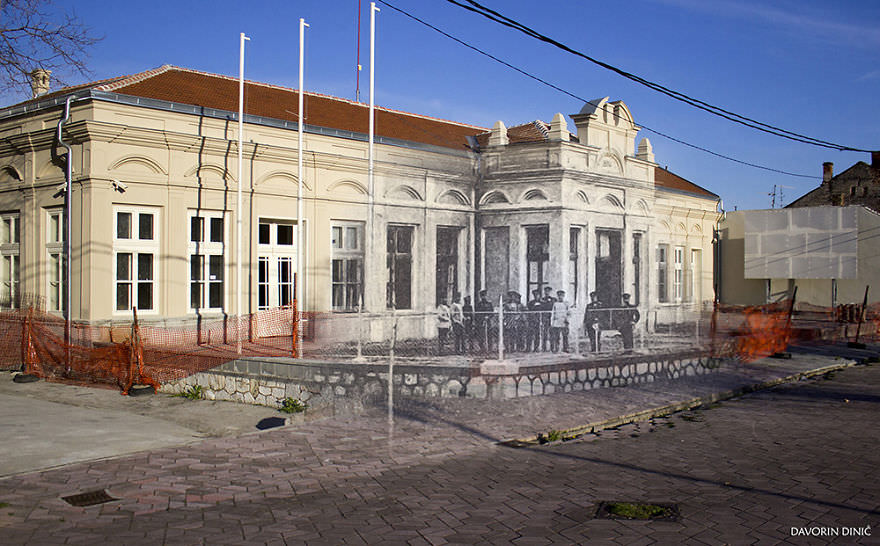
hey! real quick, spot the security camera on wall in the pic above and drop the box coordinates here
[111,179,128,192]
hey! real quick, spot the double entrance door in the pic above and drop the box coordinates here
[257,220,298,336]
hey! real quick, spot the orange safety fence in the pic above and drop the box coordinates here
[1,304,311,394]
[711,299,880,362]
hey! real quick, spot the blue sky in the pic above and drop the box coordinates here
[13,0,880,211]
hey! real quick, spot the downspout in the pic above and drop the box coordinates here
[56,96,72,369]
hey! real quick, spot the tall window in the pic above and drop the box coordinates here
[0,212,20,309]
[673,246,684,302]
[331,222,363,311]
[526,225,550,297]
[387,225,413,309]
[657,244,668,303]
[690,249,701,304]
[435,227,459,305]
[632,233,642,305]
[569,227,580,304]
[189,211,225,311]
[257,220,298,310]
[47,209,64,312]
[114,207,158,313]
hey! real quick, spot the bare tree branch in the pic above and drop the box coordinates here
[0,0,102,97]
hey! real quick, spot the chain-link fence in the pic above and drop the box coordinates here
[302,306,710,362]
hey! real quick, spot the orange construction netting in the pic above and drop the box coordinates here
[710,299,880,362]
[1,304,309,394]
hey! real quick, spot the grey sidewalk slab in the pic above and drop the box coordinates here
[0,394,199,477]
[0,373,283,477]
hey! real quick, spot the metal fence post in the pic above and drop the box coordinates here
[498,295,504,361]
[388,308,397,426]
[354,304,365,362]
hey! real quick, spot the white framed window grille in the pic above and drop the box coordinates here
[188,210,226,312]
[257,219,298,311]
[113,206,159,314]
[673,246,684,302]
[46,209,65,312]
[331,221,363,311]
[0,212,20,309]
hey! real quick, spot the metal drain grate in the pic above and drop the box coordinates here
[595,501,679,521]
[62,489,118,507]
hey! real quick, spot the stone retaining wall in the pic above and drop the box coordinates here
[159,352,721,416]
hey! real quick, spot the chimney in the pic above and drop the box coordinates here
[822,162,833,184]
[872,151,880,169]
[29,69,51,98]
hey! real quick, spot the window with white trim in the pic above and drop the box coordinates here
[46,209,65,312]
[0,212,20,309]
[258,219,298,311]
[673,246,684,302]
[189,211,226,312]
[331,221,363,311]
[114,206,158,313]
[657,244,668,303]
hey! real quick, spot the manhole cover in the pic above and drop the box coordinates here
[595,501,679,521]
[62,490,118,507]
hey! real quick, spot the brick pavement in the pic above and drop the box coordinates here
[0,351,878,544]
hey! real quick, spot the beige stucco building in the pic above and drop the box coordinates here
[0,66,719,341]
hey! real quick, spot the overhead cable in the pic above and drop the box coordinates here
[376,0,819,179]
[445,0,871,153]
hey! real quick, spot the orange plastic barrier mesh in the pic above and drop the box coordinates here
[0,304,310,394]
[711,298,880,362]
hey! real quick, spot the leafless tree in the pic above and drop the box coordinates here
[0,0,101,97]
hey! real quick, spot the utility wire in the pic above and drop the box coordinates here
[376,0,818,179]
[447,0,871,154]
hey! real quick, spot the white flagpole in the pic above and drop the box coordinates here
[297,18,309,355]
[238,32,250,352]
[367,2,378,312]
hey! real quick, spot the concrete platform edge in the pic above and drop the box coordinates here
[501,359,861,446]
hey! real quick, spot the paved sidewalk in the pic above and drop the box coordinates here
[0,343,876,544]
[0,375,285,477]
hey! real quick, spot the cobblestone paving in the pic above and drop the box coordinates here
[0,360,878,544]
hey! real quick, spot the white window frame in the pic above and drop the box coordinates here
[257,219,298,311]
[689,248,701,304]
[46,209,64,313]
[0,212,20,309]
[673,246,684,302]
[113,206,159,315]
[188,210,227,313]
[331,221,364,312]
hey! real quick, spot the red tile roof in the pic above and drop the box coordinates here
[21,65,489,151]
[475,120,563,148]
[654,167,718,199]
[12,65,716,199]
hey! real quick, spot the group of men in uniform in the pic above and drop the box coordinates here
[438,288,641,355]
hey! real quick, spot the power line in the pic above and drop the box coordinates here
[446,0,871,154]
[376,0,818,179]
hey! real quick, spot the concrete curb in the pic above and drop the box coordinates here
[500,359,862,447]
